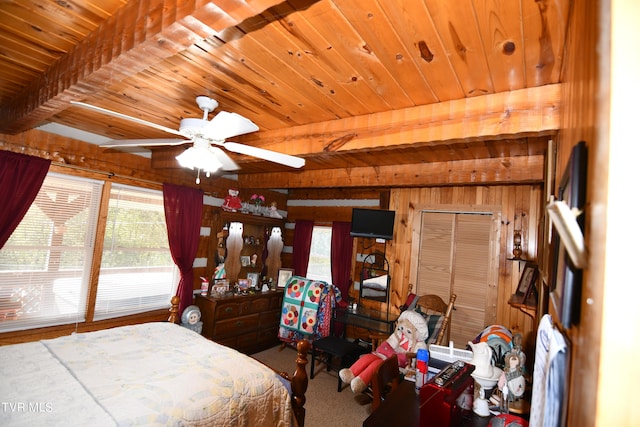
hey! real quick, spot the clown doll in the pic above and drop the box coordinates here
[339,310,429,394]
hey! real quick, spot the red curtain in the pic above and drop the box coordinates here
[162,183,204,315]
[292,219,313,277]
[330,221,353,299]
[0,151,51,249]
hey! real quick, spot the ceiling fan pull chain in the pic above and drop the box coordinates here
[195,168,201,184]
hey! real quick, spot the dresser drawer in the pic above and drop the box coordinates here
[250,297,270,313]
[236,331,259,350]
[213,313,259,337]
[215,301,242,320]
[259,310,280,327]
[270,294,283,309]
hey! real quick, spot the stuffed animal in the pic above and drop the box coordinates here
[222,188,242,212]
[339,310,429,394]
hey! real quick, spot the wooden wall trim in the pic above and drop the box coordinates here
[237,85,561,154]
[239,155,545,188]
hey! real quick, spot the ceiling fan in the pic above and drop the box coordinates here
[70,96,305,183]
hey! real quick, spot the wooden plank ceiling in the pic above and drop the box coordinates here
[0,0,568,188]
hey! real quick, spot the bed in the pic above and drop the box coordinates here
[0,297,310,427]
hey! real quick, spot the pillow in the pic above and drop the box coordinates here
[414,309,443,344]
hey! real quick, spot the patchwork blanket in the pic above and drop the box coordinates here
[279,276,341,343]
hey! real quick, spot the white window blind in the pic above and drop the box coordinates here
[0,173,103,332]
[306,226,332,283]
[93,184,177,320]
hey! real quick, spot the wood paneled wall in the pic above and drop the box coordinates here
[388,185,543,354]
[286,184,544,358]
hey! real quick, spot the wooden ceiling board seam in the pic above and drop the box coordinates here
[374,0,456,103]
[472,0,527,93]
[254,6,375,117]
[279,2,393,113]
[423,0,495,98]
[238,15,365,119]
[520,0,566,88]
[299,0,407,110]
[198,34,342,125]
[175,42,322,129]
[332,0,434,106]
[327,0,416,108]
[266,3,389,114]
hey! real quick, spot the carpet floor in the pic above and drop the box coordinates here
[251,344,374,427]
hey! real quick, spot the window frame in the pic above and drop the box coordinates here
[0,172,178,333]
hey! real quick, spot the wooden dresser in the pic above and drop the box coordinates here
[195,290,283,354]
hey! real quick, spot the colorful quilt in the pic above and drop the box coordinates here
[280,276,326,334]
[278,276,341,343]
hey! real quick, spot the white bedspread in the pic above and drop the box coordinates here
[0,322,291,426]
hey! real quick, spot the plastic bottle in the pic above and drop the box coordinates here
[415,348,429,393]
[200,277,209,296]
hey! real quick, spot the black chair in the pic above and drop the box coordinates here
[310,307,369,392]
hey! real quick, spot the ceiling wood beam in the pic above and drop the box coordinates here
[237,155,545,188]
[0,0,285,135]
[237,84,560,154]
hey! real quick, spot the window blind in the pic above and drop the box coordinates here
[306,226,332,283]
[0,173,103,332]
[93,184,177,320]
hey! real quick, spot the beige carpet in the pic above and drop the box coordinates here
[251,344,373,427]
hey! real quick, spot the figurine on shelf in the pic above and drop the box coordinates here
[222,188,243,212]
[268,201,283,218]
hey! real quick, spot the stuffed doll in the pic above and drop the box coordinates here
[498,351,526,401]
[222,188,242,212]
[339,310,429,394]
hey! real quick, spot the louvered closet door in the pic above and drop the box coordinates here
[416,212,494,348]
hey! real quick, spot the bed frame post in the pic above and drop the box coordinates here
[291,339,310,427]
[168,296,180,324]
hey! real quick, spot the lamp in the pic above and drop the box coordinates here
[176,138,223,184]
[512,230,523,259]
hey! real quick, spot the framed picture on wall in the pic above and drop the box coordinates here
[550,141,587,329]
[277,268,294,288]
[247,272,259,288]
[509,262,538,306]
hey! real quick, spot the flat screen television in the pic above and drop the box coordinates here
[350,208,395,240]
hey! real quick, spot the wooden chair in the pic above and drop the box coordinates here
[370,354,401,411]
[414,293,456,345]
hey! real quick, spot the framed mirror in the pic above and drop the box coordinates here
[360,252,390,303]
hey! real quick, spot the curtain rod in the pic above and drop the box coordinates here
[51,161,164,187]
[52,162,220,197]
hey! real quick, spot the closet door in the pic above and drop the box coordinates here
[416,211,496,347]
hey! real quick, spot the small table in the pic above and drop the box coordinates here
[334,305,398,335]
[363,380,492,427]
[310,336,369,392]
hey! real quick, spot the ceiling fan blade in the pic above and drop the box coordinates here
[210,147,239,171]
[205,111,259,140]
[100,138,187,148]
[223,142,305,168]
[70,101,183,137]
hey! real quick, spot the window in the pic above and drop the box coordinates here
[306,226,332,283]
[94,184,177,320]
[0,173,103,332]
[0,175,178,332]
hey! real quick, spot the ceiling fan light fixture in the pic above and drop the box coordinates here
[179,118,208,138]
[175,139,223,176]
